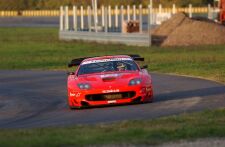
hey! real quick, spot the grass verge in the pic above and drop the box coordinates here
[0,27,225,146]
[0,109,225,146]
[0,28,225,83]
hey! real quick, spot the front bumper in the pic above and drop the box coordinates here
[68,85,153,108]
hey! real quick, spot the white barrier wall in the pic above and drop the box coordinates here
[59,4,216,47]
[59,3,215,32]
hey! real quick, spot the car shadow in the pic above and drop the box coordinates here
[69,86,225,110]
[154,86,225,102]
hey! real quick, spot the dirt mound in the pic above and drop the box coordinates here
[152,13,225,46]
[153,13,189,36]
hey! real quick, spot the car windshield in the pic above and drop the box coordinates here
[78,59,139,75]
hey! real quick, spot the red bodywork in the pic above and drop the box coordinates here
[220,0,225,24]
[67,55,153,109]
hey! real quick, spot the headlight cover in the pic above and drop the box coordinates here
[129,78,142,86]
[77,83,91,90]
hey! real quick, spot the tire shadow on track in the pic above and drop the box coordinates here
[155,86,225,102]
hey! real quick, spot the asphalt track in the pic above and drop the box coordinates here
[0,70,225,129]
[0,17,59,27]
[0,16,149,29]
[0,14,206,28]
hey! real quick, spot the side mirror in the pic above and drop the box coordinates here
[141,65,148,69]
[67,72,75,75]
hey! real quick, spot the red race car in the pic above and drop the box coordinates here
[67,55,153,109]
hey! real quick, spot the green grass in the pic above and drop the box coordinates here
[0,28,225,83]
[0,28,225,146]
[0,109,225,146]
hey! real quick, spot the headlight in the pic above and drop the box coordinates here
[78,83,91,90]
[129,78,142,86]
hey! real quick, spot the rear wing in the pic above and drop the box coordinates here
[68,57,91,68]
[129,55,145,62]
[68,54,144,68]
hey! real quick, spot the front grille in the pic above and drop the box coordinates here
[85,91,136,101]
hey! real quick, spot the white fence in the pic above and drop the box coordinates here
[59,4,218,31]
[59,4,218,46]
[59,5,154,32]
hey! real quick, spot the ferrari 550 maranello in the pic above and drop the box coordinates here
[67,55,153,109]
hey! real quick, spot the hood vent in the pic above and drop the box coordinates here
[102,76,116,82]
[101,74,119,82]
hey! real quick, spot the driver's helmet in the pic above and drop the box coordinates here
[117,62,126,71]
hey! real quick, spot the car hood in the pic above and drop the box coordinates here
[76,71,142,89]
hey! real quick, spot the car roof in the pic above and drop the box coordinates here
[82,55,132,62]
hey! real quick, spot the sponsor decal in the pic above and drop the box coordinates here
[70,92,76,97]
[81,58,132,65]
[70,92,81,97]
[101,74,119,78]
[102,89,120,93]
